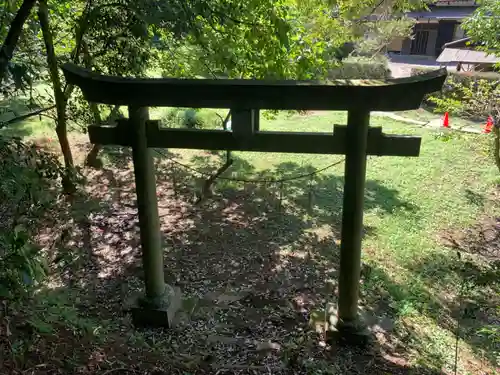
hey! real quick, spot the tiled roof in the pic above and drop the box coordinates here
[437,48,500,64]
[407,6,477,19]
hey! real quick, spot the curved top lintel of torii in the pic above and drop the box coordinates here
[62,63,446,112]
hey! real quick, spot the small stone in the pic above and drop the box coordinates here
[255,341,281,352]
[202,291,220,302]
[181,296,199,316]
[206,335,242,345]
[216,292,248,304]
[378,317,395,332]
[167,287,183,327]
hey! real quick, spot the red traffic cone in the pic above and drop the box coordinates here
[483,116,494,134]
[442,112,450,128]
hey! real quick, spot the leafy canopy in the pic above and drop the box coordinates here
[462,0,500,56]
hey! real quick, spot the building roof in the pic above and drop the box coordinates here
[407,6,477,19]
[443,37,472,48]
[437,48,500,64]
[434,0,478,5]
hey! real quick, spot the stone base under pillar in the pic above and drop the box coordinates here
[131,304,172,328]
[129,285,182,329]
[326,314,372,346]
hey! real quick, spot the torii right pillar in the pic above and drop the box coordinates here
[330,108,371,343]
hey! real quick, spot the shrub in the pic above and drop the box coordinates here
[0,137,61,301]
[329,57,391,80]
[411,68,500,116]
[161,108,223,129]
[411,66,499,78]
[430,78,499,118]
[0,225,47,299]
[182,108,200,129]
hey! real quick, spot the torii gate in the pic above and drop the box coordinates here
[63,63,446,340]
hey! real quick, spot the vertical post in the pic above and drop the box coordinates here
[231,108,259,138]
[129,106,165,305]
[336,109,370,333]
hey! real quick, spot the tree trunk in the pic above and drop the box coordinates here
[38,0,75,194]
[86,105,123,168]
[0,0,37,83]
[85,143,102,167]
[80,41,104,168]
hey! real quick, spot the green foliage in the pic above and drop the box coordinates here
[0,0,46,97]
[27,291,109,337]
[355,17,415,57]
[478,312,500,364]
[462,0,500,57]
[82,1,154,76]
[411,67,500,117]
[428,76,499,119]
[0,137,61,301]
[328,56,391,79]
[0,224,47,299]
[161,108,222,129]
[0,136,62,206]
[156,1,323,79]
[156,0,423,80]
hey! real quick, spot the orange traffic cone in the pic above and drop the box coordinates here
[442,112,450,128]
[483,116,494,134]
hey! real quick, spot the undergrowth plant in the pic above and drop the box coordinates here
[429,78,499,120]
[0,137,62,302]
[0,225,47,299]
[429,78,500,173]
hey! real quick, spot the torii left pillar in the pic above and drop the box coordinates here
[128,105,175,327]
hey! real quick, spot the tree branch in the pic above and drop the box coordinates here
[0,0,37,83]
[203,3,260,27]
[0,105,56,129]
[39,0,74,172]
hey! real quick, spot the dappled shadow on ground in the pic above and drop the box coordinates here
[409,254,499,370]
[354,211,500,374]
[429,216,500,368]
[3,149,490,375]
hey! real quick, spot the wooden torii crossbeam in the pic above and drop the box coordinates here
[63,63,446,340]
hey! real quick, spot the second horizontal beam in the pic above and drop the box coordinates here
[88,123,421,157]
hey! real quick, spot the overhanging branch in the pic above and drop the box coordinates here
[0,104,56,129]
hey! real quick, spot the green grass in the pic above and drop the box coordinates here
[0,115,55,139]
[0,83,56,139]
[395,108,440,123]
